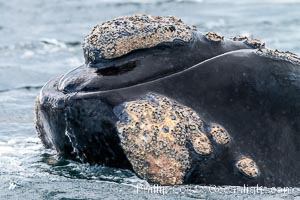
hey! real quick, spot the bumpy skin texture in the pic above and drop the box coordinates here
[35,14,300,187]
[83,14,196,61]
[236,157,259,178]
[209,124,230,145]
[115,93,212,185]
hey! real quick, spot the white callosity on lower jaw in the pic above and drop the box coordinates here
[115,93,261,185]
[116,93,211,185]
[82,14,196,61]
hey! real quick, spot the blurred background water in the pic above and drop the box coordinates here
[0,0,300,199]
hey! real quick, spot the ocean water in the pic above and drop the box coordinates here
[0,0,300,199]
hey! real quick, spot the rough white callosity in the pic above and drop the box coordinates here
[116,93,211,185]
[83,14,196,60]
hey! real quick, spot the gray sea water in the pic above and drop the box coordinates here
[0,0,300,199]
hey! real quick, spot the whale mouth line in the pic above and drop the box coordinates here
[66,49,255,95]
[58,38,198,94]
[59,26,264,94]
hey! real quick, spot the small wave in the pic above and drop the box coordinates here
[205,19,226,29]
[0,38,81,54]
[40,38,67,48]
[100,0,163,3]
[227,0,300,4]
[175,0,203,3]
[40,38,81,48]
[100,0,204,6]
[65,41,81,47]
[40,38,81,47]
[40,153,138,184]
[0,85,43,93]
[265,0,300,3]
[20,50,35,59]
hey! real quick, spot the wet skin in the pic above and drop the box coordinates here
[35,31,300,187]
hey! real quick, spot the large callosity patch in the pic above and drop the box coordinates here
[115,93,211,185]
[115,93,260,184]
[83,14,196,61]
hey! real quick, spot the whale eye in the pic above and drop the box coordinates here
[96,61,137,76]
